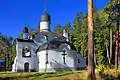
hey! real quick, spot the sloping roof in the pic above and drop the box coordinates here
[36,31,63,38]
[36,38,76,52]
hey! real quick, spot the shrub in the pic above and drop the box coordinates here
[97,64,106,74]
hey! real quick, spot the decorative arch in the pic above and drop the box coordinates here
[59,43,71,52]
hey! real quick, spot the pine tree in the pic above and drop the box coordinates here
[88,0,95,79]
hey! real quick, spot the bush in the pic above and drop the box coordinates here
[97,65,106,74]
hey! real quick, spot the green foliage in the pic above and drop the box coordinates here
[97,64,106,73]
[79,14,88,58]
[94,10,108,65]
[54,24,62,35]
[62,22,71,32]
[0,33,15,69]
[72,12,83,53]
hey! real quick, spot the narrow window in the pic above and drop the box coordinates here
[78,59,80,63]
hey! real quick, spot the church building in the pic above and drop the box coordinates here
[12,11,86,72]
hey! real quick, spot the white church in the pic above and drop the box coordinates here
[12,11,86,72]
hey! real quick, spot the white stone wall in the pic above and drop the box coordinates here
[12,42,38,72]
[71,50,86,69]
[37,50,75,72]
[37,49,86,72]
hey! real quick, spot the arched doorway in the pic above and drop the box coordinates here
[24,62,29,72]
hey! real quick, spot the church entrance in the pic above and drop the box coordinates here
[24,62,29,72]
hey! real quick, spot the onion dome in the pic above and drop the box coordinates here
[23,27,29,33]
[40,11,51,23]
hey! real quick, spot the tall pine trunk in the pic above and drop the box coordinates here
[115,20,119,72]
[115,0,120,72]
[88,0,95,79]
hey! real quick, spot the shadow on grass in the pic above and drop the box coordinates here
[0,77,14,80]
[0,73,45,80]
[99,72,120,80]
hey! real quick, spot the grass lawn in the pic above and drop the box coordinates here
[0,69,120,80]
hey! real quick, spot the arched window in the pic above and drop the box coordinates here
[22,46,31,57]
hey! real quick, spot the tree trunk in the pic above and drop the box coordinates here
[94,46,96,67]
[110,27,112,67]
[115,0,120,72]
[115,21,119,72]
[106,42,110,65]
[88,0,95,80]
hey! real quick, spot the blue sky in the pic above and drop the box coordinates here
[0,0,108,38]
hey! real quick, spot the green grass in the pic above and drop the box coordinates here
[0,71,82,80]
[1,69,120,80]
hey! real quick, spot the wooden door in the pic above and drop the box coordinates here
[24,62,29,72]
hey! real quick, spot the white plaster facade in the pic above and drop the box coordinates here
[12,42,38,72]
[12,37,86,72]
